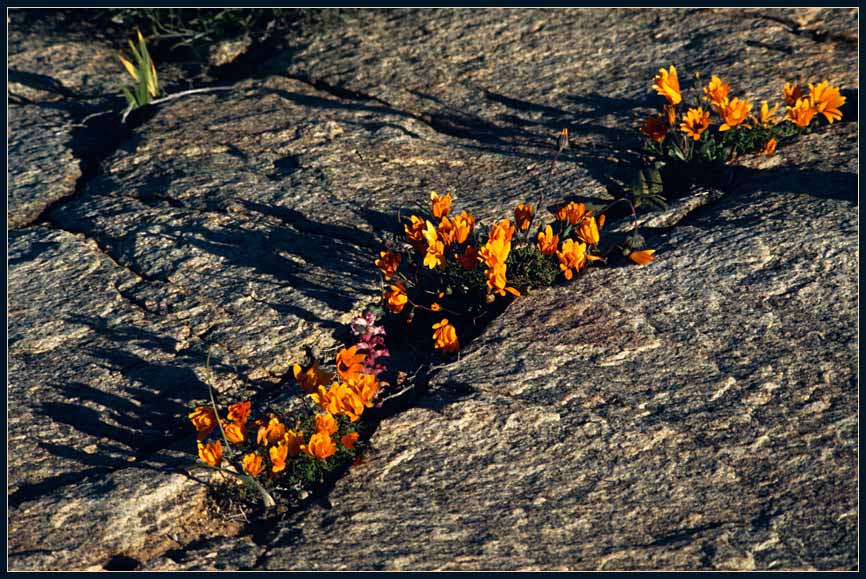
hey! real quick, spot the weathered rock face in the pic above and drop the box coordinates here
[241,124,857,572]
[7,7,857,572]
[271,8,857,143]
[7,9,191,230]
[8,106,83,227]
[7,226,250,570]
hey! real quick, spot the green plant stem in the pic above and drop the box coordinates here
[204,352,276,509]
[195,464,277,509]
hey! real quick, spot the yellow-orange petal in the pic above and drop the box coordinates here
[629,249,656,266]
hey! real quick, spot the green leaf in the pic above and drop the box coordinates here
[641,195,668,212]
[646,166,663,195]
[668,144,686,161]
[120,85,137,108]
[630,170,649,196]
[584,202,606,215]
[626,231,645,249]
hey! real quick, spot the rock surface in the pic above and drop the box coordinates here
[8,106,84,227]
[188,123,852,572]
[7,7,858,572]
[272,8,857,145]
[7,226,249,570]
[7,9,191,230]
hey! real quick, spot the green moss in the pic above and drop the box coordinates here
[507,244,559,293]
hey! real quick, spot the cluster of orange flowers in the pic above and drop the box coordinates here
[374,192,655,354]
[189,345,374,478]
[379,192,482,353]
[309,346,379,422]
[400,192,477,273]
[643,65,845,154]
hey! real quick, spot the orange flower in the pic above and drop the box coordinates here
[717,97,752,131]
[554,201,589,225]
[346,373,379,408]
[430,191,452,219]
[404,215,428,253]
[437,216,457,246]
[430,302,441,311]
[422,220,446,270]
[479,220,521,297]
[457,245,478,270]
[222,421,247,444]
[302,431,337,460]
[197,440,222,467]
[513,203,534,231]
[537,225,559,256]
[484,262,520,297]
[629,249,656,266]
[783,82,804,107]
[556,239,588,280]
[664,104,677,127]
[432,318,460,353]
[310,384,335,415]
[242,452,265,477]
[809,81,845,124]
[680,107,710,141]
[557,127,570,150]
[336,345,366,382]
[282,430,304,458]
[754,101,781,128]
[312,382,366,422]
[762,138,777,156]
[384,281,408,314]
[334,386,366,422]
[293,361,335,395]
[269,441,289,473]
[375,250,402,280]
[640,114,667,143]
[341,432,359,450]
[478,240,507,269]
[315,413,338,436]
[189,406,218,441]
[703,75,730,107]
[423,240,446,269]
[577,215,601,245]
[488,219,515,244]
[452,211,475,244]
[786,97,817,127]
[257,416,286,446]
[226,401,251,425]
[653,65,681,105]
[478,223,519,297]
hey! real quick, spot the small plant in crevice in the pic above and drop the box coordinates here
[118,29,161,111]
[188,329,386,510]
[631,64,846,199]
[373,190,658,359]
[115,29,233,122]
[187,143,667,517]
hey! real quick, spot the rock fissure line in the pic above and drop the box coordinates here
[286,71,517,146]
[751,12,857,45]
[40,216,169,284]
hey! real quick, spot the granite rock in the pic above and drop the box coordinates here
[8,106,83,227]
[7,7,858,572]
[247,125,858,571]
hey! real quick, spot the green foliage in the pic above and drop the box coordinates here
[110,9,294,45]
[119,32,160,110]
[507,245,559,293]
